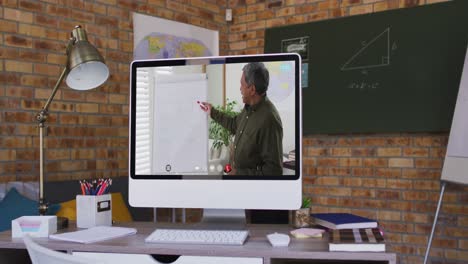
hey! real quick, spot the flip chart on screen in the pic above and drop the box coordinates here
[153,72,208,174]
[441,47,468,185]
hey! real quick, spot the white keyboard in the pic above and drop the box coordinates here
[145,229,249,245]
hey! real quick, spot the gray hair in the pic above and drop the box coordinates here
[242,62,269,95]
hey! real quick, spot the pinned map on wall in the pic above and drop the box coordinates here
[133,13,219,60]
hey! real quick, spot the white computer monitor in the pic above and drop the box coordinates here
[129,54,302,223]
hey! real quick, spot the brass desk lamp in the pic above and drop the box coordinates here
[36,25,109,215]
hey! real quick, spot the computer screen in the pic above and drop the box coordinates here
[129,53,302,212]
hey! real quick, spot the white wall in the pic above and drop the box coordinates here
[207,64,224,107]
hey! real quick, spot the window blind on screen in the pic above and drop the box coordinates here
[135,67,174,174]
[135,68,152,174]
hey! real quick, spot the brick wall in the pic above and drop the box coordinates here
[1,0,466,263]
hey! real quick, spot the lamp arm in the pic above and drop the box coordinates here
[35,37,74,215]
[35,67,69,215]
[36,36,75,123]
[36,67,69,121]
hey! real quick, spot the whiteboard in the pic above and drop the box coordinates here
[441,47,468,185]
[152,72,208,174]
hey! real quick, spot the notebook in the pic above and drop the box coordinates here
[290,228,325,238]
[49,226,137,244]
[311,213,377,229]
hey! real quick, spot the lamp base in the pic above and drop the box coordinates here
[38,198,48,216]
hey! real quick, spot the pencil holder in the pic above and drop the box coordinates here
[76,194,112,228]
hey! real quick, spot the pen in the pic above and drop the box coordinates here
[103,179,112,194]
[94,181,102,195]
[197,101,208,110]
[80,180,89,195]
[86,180,91,195]
[79,178,112,196]
[97,181,107,196]
[80,181,85,195]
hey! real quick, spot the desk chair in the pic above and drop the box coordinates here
[23,235,107,264]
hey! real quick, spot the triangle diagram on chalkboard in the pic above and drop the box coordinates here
[341,28,390,71]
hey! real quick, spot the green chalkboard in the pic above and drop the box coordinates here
[265,1,468,134]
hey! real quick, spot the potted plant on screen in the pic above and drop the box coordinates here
[209,99,239,159]
[292,197,311,228]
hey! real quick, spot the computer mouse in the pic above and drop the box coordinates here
[267,232,290,247]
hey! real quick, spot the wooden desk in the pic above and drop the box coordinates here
[0,222,396,264]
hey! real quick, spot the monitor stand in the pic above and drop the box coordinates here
[198,209,246,230]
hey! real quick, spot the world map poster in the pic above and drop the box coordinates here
[133,13,219,60]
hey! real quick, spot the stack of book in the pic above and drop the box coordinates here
[311,213,385,252]
[328,228,385,252]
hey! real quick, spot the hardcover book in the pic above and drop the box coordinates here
[329,228,385,252]
[311,213,377,229]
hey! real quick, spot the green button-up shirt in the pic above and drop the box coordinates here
[210,96,283,176]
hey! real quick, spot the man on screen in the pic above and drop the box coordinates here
[199,62,283,176]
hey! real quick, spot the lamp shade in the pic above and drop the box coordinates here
[65,26,109,90]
